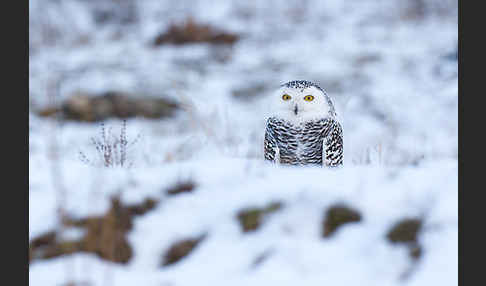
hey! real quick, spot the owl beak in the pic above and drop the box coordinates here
[294,104,298,115]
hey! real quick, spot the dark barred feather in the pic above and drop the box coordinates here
[264,117,343,166]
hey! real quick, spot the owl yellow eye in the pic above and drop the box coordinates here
[304,95,314,101]
[282,94,291,101]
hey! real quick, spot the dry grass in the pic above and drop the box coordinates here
[79,120,140,168]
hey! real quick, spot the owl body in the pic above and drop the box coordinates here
[264,80,343,167]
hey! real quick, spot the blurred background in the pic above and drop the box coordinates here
[29,0,458,285]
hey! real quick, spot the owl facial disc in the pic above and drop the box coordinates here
[270,80,333,124]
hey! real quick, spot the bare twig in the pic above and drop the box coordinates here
[79,120,140,168]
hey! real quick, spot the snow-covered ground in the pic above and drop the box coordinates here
[29,0,457,285]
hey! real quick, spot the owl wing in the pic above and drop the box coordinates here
[264,118,280,163]
[322,118,343,167]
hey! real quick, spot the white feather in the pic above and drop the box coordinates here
[267,85,332,126]
[274,146,280,164]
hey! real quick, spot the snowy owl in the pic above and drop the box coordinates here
[264,80,343,166]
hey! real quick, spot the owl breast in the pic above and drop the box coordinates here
[268,118,330,165]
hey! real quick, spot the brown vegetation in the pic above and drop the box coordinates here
[29,196,159,264]
[37,91,179,122]
[154,18,239,46]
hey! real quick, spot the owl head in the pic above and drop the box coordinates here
[270,80,336,123]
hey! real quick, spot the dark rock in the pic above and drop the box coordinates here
[322,204,362,238]
[166,181,196,196]
[162,235,206,266]
[386,218,424,260]
[237,202,283,232]
[386,218,422,244]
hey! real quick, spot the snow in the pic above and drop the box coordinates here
[29,159,457,286]
[29,0,457,285]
